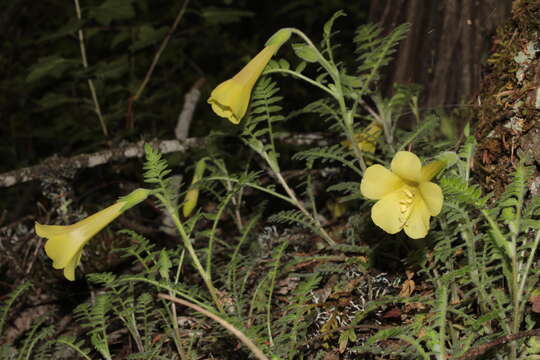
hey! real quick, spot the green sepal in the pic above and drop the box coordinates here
[118,188,152,212]
[437,151,458,168]
[265,28,292,48]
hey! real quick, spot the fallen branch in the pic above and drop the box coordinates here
[0,132,332,188]
[0,138,203,188]
[175,78,205,140]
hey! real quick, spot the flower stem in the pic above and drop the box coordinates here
[154,193,224,313]
[159,294,269,360]
[266,153,336,246]
[262,68,336,98]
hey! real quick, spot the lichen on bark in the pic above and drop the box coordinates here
[474,0,540,196]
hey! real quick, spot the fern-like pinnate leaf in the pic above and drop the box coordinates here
[74,294,112,359]
[268,209,321,236]
[440,176,489,208]
[143,144,179,207]
[244,77,284,131]
[143,143,171,185]
[0,281,32,338]
[293,144,361,175]
[354,23,410,92]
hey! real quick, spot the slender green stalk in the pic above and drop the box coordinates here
[262,68,336,98]
[269,154,335,246]
[168,249,189,360]
[341,107,367,172]
[159,294,270,360]
[206,176,297,205]
[154,193,224,313]
[437,283,448,360]
[517,231,540,310]
[277,28,367,171]
[55,339,92,360]
[206,192,234,278]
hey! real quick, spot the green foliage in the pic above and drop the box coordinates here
[143,144,174,193]
[272,274,321,359]
[293,144,362,175]
[354,23,410,93]
[397,154,540,359]
[13,7,534,360]
[74,293,113,359]
[0,281,32,339]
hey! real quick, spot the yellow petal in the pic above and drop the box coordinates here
[36,202,125,280]
[419,182,443,216]
[391,151,422,183]
[403,198,431,239]
[208,45,278,124]
[208,80,249,124]
[233,45,277,86]
[371,189,407,234]
[43,228,85,269]
[360,164,403,200]
[63,249,83,281]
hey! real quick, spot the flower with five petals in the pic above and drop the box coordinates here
[360,151,444,239]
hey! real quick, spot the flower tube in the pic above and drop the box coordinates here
[35,188,151,280]
[208,29,291,124]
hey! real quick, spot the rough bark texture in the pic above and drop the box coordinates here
[474,0,540,195]
[369,0,512,114]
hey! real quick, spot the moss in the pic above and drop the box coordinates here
[474,0,540,195]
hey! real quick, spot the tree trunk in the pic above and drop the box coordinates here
[473,0,540,195]
[369,0,512,116]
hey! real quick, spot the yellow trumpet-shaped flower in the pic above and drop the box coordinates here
[360,151,445,239]
[35,188,151,281]
[208,29,291,124]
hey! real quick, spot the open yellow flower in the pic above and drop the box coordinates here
[360,151,444,239]
[35,188,150,281]
[208,29,291,124]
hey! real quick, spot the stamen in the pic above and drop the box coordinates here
[404,189,414,198]
[398,187,416,224]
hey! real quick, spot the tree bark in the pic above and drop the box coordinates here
[473,0,540,195]
[369,0,512,116]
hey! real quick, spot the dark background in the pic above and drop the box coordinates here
[0,0,513,223]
